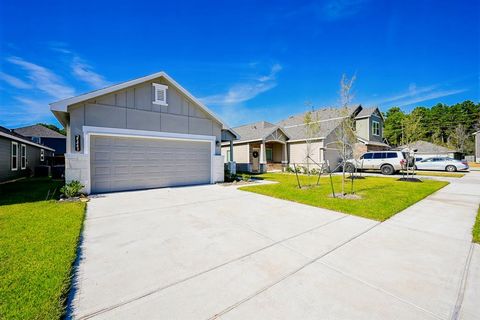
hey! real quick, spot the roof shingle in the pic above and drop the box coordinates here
[14,124,66,139]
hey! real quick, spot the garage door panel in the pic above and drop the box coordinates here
[90,135,211,193]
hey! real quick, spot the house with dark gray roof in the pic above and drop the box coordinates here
[0,126,54,182]
[221,105,389,173]
[396,140,461,160]
[14,124,66,163]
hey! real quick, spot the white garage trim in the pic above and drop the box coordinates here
[82,126,216,194]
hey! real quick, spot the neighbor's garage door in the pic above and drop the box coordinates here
[90,135,211,193]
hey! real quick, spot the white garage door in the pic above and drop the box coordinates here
[90,135,211,193]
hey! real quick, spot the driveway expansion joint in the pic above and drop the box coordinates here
[208,221,382,319]
[77,215,348,319]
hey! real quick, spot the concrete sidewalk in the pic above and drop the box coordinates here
[71,172,480,320]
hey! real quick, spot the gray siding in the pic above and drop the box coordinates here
[68,77,223,155]
[355,118,369,141]
[369,114,383,142]
[0,136,52,182]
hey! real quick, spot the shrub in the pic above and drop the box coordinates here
[241,173,251,182]
[60,180,84,198]
[310,168,319,175]
[285,166,294,173]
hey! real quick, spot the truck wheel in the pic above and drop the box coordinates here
[381,164,394,175]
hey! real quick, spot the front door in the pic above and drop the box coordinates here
[252,147,260,172]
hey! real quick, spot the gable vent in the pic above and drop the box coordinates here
[153,83,168,106]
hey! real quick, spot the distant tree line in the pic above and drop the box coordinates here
[383,100,480,154]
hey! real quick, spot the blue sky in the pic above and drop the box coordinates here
[0,0,478,128]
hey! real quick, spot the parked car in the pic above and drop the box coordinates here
[345,151,406,175]
[414,157,469,172]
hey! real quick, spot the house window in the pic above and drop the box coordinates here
[372,120,380,136]
[40,149,45,162]
[152,83,168,106]
[21,144,26,170]
[11,142,18,171]
[266,148,273,162]
[226,150,231,162]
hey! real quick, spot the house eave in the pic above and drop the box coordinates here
[49,71,236,133]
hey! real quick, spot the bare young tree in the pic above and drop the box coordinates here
[303,109,321,174]
[449,123,468,153]
[331,74,357,195]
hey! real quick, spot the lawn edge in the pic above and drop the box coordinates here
[473,205,480,244]
[239,176,449,222]
[59,201,87,318]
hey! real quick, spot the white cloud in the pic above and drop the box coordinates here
[0,72,32,89]
[200,64,282,105]
[367,83,467,108]
[71,56,110,88]
[0,97,54,127]
[323,0,368,20]
[6,56,75,100]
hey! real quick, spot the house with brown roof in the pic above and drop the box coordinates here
[221,105,389,173]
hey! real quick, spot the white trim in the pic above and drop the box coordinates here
[372,120,380,136]
[152,83,168,106]
[0,131,55,151]
[11,142,18,171]
[81,126,216,193]
[20,144,26,170]
[40,149,45,162]
[49,71,237,134]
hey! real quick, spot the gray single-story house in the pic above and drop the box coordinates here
[0,126,54,182]
[14,124,66,164]
[396,140,461,160]
[50,71,238,194]
[221,105,390,173]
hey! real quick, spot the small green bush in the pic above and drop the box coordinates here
[310,168,319,175]
[285,166,294,173]
[60,180,84,198]
[241,173,251,182]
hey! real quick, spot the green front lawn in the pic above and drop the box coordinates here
[239,173,448,221]
[473,206,480,244]
[0,178,85,319]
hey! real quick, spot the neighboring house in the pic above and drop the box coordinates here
[473,131,480,163]
[353,107,390,156]
[13,124,66,164]
[50,71,238,194]
[396,140,462,160]
[221,105,389,173]
[0,126,54,182]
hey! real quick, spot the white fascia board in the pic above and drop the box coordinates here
[50,71,238,135]
[82,126,216,144]
[0,131,55,151]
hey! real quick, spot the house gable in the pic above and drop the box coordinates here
[64,74,227,155]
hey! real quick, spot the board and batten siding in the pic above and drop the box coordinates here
[68,77,223,155]
[0,136,52,182]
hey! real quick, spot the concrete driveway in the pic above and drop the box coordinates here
[71,173,480,320]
